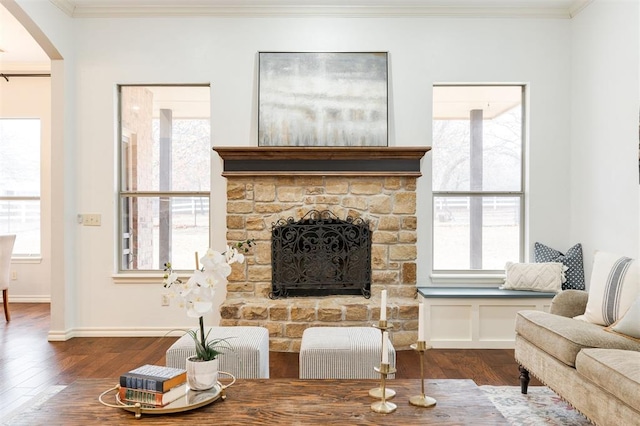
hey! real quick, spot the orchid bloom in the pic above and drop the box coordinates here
[162,239,253,361]
[184,286,215,318]
[162,271,180,288]
[224,245,245,265]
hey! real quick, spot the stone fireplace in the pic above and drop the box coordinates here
[215,146,429,352]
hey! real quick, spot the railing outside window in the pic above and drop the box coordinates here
[0,118,41,256]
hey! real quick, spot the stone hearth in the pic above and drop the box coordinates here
[215,147,429,352]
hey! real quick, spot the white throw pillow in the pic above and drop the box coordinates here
[501,262,565,293]
[606,295,640,342]
[579,251,640,326]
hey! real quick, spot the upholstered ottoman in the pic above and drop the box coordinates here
[299,327,396,379]
[166,326,270,379]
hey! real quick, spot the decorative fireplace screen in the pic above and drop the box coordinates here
[270,210,372,299]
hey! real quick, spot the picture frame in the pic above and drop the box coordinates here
[258,52,388,147]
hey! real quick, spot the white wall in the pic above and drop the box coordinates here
[16,8,576,336]
[0,77,51,301]
[570,0,640,284]
[14,0,77,338]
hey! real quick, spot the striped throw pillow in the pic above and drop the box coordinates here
[578,251,640,326]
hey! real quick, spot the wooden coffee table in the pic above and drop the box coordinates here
[12,378,506,425]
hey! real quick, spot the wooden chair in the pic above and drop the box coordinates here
[0,234,16,322]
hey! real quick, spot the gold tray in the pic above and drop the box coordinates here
[99,371,235,419]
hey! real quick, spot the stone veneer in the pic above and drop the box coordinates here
[219,175,421,352]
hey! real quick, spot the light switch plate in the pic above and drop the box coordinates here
[82,214,101,226]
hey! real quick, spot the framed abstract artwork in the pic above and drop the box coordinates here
[258,52,388,147]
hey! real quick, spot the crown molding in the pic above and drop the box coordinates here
[49,0,76,16]
[568,0,593,18]
[49,1,589,19]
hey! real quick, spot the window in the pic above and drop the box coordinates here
[432,85,524,275]
[118,85,211,272]
[0,119,41,256]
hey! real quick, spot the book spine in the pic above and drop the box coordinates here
[119,365,186,392]
[119,374,161,391]
[119,387,165,406]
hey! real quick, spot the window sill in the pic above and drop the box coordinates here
[429,273,505,286]
[112,273,192,285]
[418,286,556,299]
[11,256,42,264]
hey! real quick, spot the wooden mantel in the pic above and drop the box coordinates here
[213,146,431,177]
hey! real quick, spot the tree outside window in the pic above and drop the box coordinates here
[432,85,524,272]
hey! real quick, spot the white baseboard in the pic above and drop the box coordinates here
[5,295,51,303]
[70,327,190,338]
[47,329,75,341]
[47,327,188,341]
[429,340,516,349]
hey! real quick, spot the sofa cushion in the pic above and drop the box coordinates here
[515,310,640,367]
[575,349,640,411]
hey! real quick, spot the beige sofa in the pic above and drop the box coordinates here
[515,290,640,426]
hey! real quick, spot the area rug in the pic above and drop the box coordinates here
[1,385,66,425]
[481,385,591,425]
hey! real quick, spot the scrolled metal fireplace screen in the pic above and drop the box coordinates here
[270,210,372,299]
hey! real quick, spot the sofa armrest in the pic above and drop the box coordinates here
[549,290,588,318]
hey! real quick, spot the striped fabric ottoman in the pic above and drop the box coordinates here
[166,326,270,379]
[299,327,396,379]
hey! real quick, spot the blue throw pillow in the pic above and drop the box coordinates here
[534,242,585,290]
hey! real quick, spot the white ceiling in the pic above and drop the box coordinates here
[0,3,49,71]
[1,0,591,71]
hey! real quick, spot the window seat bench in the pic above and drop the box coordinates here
[417,287,556,349]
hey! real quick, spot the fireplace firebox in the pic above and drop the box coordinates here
[270,210,372,299]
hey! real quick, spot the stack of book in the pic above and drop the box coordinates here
[118,364,187,407]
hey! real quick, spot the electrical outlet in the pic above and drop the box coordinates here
[161,294,171,306]
[82,214,101,226]
[11,271,17,280]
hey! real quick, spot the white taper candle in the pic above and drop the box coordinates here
[418,303,425,341]
[380,289,387,321]
[382,331,389,364]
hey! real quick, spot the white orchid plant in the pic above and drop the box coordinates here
[162,239,254,361]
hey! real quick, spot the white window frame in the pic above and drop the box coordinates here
[431,84,526,285]
[116,84,211,274]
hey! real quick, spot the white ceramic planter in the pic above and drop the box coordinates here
[186,357,219,391]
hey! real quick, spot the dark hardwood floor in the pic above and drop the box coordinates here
[0,303,538,416]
